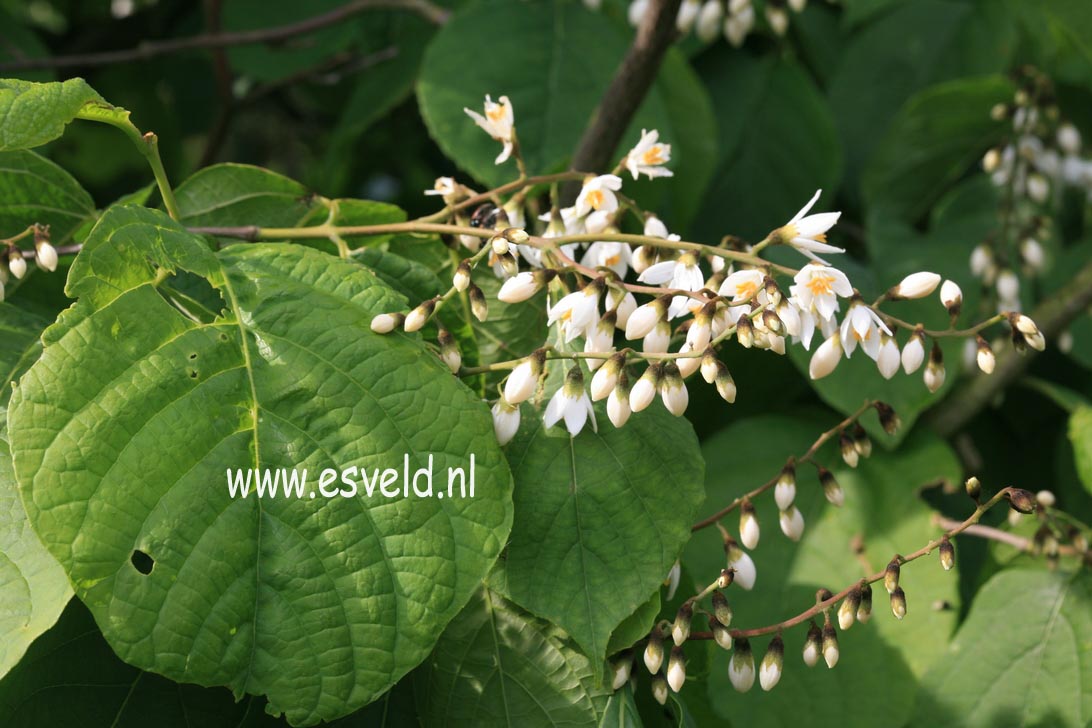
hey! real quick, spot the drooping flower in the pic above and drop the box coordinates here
[624,129,673,180]
[581,240,632,278]
[548,283,603,343]
[464,94,516,164]
[791,263,853,321]
[775,190,844,261]
[839,301,891,360]
[575,175,623,218]
[638,252,706,319]
[718,269,766,305]
[543,366,597,436]
[491,400,521,445]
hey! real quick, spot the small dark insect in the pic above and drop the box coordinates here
[469,203,499,229]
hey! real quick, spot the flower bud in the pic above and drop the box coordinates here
[7,249,26,279]
[491,399,520,445]
[765,4,788,36]
[739,500,760,549]
[890,271,941,300]
[498,270,550,303]
[504,350,545,404]
[1010,313,1045,351]
[625,296,669,339]
[469,283,488,322]
[779,505,804,541]
[802,622,822,667]
[651,674,669,705]
[965,476,981,501]
[838,588,861,631]
[890,586,907,620]
[404,298,437,332]
[700,348,720,384]
[809,332,843,380]
[34,239,58,272]
[1008,488,1037,514]
[490,235,510,256]
[712,590,733,627]
[643,320,671,354]
[644,628,665,674]
[659,363,689,416]
[696,0,724,42]
[591,352,625,401]
[672,602,693,646]
[1020,237,1044,271]
[759,635,784,691]
[710,614,733,650]
[875,401,900,435]
[726,541,756,590]
[940,279,962,316]
[607,372,632,428]
[774,464,796,510]
[676,345,702,379]
[819,466,844,507]
[1058,122,1081,154]
[453,260,472,292]
[502,226,529,245]
[852,423,872,458]
[821,622,839,668]
[729,638,755,692]
[857,582,873,623]
[664,559,681,600]
[1036,490,1056,508]
[982,147,1002,172]
[939,537,955,571]
[715,363,737,404]
[630,364,661,412]
[840,430,859,468]
[606,288,637,329]
[370,312,404,334]
[437,328,461,373]
[736,313,755,349]
[924,341,946,393]
[665,646,687,693]
[901,327,926,374]
[1027,172,1049,204]
[976,336,996,374]
[884,558,901,594]
[762,308,783,335]
[717,567,734,589]
[611,651,633,690]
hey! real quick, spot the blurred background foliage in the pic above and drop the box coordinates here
[1,0,1091,726]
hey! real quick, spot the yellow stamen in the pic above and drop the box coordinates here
[736,280,759,300]
[486,105,506,122]
[642,145,666,165]
[586,189,604,210]
[805,274,835,296]
[605,254,621,266]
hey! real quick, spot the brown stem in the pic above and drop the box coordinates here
[564,0,681,200]
[926,258,1092,436]
[933,515,1085,557]
[0,0,448,72]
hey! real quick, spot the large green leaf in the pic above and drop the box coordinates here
[498,402,704,674]
[912,569,1092,727]
[684,415,961,727]
[0,150,95,243]
[175,163,322,229]
[1069,406,1092,496]
[7,206,513,725]
[0,78,103,152]
[414,587,611,727]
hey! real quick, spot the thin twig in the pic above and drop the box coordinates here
[933,515,1085,557]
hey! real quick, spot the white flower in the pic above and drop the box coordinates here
[628,0,650,27]
[1020,238,1044,270]
[8,252,27,279]
[643,320,671,354]
[779,506,804,541]
[498,272,540,303]
[970,244,995,280]
[677,0,701,31]
[629,367,659,412]
[424,176,456,197]
[660,368,689,416]
[697,0,724,41]
[724,3,754,46]
[625,129,673,180]
[891,271,941,299]
[809,332,843,380]
[940,279,963,311]
[729,647,755,692]
[728,546,756,590]
[997,269,1020,301]
[625,298,665,339]
[584,318,616,368]
[491,400,521,445]
[877,335,900,379]
[504,355,543,404]
[543,370,597,436]
[606,288,637,329]
[464,94,515,165]
[1058,123,1081,155]
[575,175,623,218]
[581,241,632,278]
[549,286,602,343]
[901,332,925,374]
[759,650,783,691]
[791,263,852,321]
[1027,172,1049,203]
[766,4,788,36]
[719,269,765,304]
[639,252,705,319]
[611,656,631,690]
[777,190,844,261]
[644,215,670,238]
[839,302,891,360]
[667,649,686,691]
[607,383,632,427]
[35,241,58,272]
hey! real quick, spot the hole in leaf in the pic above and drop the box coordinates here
[189,352,198,360]
[189,369,199,379]
[131,550,154,575]
[219,333,230,342]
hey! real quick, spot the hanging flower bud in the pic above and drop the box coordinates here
[976,336,996,374]
[490,235,510,257]
[759,635,785,691]
[502,226,529,245]
[696,0,724,42]
[666,646,687,692]
[672,602,693,646]
[611,651,633,690]
[890,271,941,300]
[34,238,58,273]
[890,586,907,620]
[875,401,901,434]
[884,558,901,594]
[651,674,669,705]
[853,423,872,458]
[370,312,404,334]
[940,279,963,317]
[710,614,733,650]
[729,638,755,692]
[809,332,843,380]
[1027,172,1049,204]
[607,371,632,428]
[857,582,873,623]
[982,147,1002,172]
[838,587,862,631]
[491,399,521,445]
[404,298,437,332]
[591,352,625,401]
[821,622,839,668]
[774,463,796,510]
[1010,313,1046,351]
[762,308,784,335]
[1007,488,1037,514]
[739,500,760,549]
[924,341,946,393]
[664,560,682,601]
[504,350,546,404]
[625,295,670,339]
[1020,237,1045,271]
[644,628,665,674]
[1036,490,1056,508]
[878,334,900,379]
[715,363,737,404]
[939,537,955,571]
[660,363,689,416]
[676,345,702,379]
[736,313,755,348]
[965,476,982,502]
[453,260,472,292]
[818,466,844,507]
[902,327,926,374]
[765,3,788,36]
[630,363,662,412]
[718,567,734,589]
[469,283,488,321]
[779,505,804,541]
[643,320,671,354]
[7,248,26,279]
[498,269,555,303]
[712,590,733,627]
[840,430,859,468]
[700,348,720,384]
[437,329,461,373]
[802,621,822,667]
[606,287,637,329]
[725,539,756,590]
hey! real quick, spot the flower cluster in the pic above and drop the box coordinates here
[369,93,1045,445]
[623,0,807,47]
[0,223,60,301]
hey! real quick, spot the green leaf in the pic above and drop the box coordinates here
[691,53,841,243]
[499,403,704,674]
[0,78,104,151]
[1069,407,1092,496]
[912,569,1092,727]
[0,150,96,244]
[175,163,322,228]
[862,76,1014,221]
[600,684,643,728]
[684,415,961,727]
[7,206,513,725]
[414,587,611,727]
[606,589,660,656]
